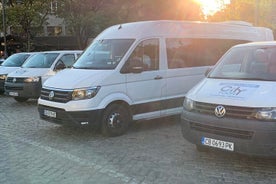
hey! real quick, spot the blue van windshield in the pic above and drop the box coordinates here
[209,46,276,81]
[2,53,31,67]
[73,39,134,70]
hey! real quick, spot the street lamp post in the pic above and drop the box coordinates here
[1,0,7,58]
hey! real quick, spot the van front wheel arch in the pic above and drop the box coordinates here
[101,103,131,137]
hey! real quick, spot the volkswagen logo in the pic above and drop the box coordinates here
[214,105,226,118]
[49,91,55,100]
[12,78,16,83]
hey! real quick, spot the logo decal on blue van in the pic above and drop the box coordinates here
[209,82,259,100]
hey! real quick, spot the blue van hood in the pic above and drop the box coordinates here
[188,78,276,107]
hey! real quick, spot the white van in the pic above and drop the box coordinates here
[181,41,276,157]
[0,52,37,94]
[37,20,274,136]
[5,50,82,102]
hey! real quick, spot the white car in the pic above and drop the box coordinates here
[5,50,82,102]
[181,41,276,157]
[0,52,37,94]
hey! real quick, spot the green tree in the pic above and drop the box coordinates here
[208,0,274,29]
[112,0,203,21]
[57,0,115,49]
[57,0,204,49]
[2,0,52,51]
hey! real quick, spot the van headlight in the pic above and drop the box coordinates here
[72,86,101,100]
[24,77,40,83]
[0,74,7,80]
[183,97,195,111]
[255,108,276,121]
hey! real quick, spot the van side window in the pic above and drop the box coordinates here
[128,39,159,71]
[59,54,76,68]
[166,38,248,69]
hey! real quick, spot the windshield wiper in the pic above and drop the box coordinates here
[211,76,274,81]
[73,66,96,69]
[236,77,274,81]
[208,76,229,79]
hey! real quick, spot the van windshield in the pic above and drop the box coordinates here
[209,46,276,81]
[2,53,31,67]
[22,53,59,68]
[73,39,134,70]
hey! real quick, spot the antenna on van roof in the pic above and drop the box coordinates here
[118,24,122,30]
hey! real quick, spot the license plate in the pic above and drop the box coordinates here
[9,91,18,96]
[201,137,234,151]
[44,110,56,118]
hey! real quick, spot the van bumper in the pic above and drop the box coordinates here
[38,104,103,127]
[4,81,41,98]
[181,110,276,157]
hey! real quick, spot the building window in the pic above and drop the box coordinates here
[47,26,62,36]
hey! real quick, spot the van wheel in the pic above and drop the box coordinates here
[101,104,130,137]
[14,97,28,102]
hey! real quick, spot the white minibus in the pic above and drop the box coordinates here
[37,20,274,136]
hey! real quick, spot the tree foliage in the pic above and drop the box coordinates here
[2,0,52,51]
[207,0,274,29]
[56,0,203,49]
[57,0,114,49]
[1,0,275,51]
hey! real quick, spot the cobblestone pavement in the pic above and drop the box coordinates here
[0,95,275,184]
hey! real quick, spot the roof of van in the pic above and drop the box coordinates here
[40,50,82,53]
[233,41,276,47]
[96,20,274,41]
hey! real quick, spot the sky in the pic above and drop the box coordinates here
[194,0,231,16]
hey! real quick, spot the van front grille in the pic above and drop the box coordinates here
[6,77,25,83]
[5,86,23,91]
[40,88,72,103]
[190,122,254,139]
[193,101,256,119]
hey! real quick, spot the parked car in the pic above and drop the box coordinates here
[181,41,276,157]
[0,52,37,94]
[37,20,274,137]
[4,50,82,102]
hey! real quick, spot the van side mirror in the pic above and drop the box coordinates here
[55,61,66,70]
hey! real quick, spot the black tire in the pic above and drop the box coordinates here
[196,145,209,152]
[101,103,131,137]
[14,97,29,102]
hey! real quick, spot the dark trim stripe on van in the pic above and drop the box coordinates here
[130,96,184,115]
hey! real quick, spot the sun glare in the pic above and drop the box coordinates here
[194,0,230,17]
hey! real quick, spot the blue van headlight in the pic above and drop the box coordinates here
[0,74,7,80]
[72,86,100,100]
[255,108,276,120]
[183,97,195,111]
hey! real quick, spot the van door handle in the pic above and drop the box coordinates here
[154,75,163,80]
